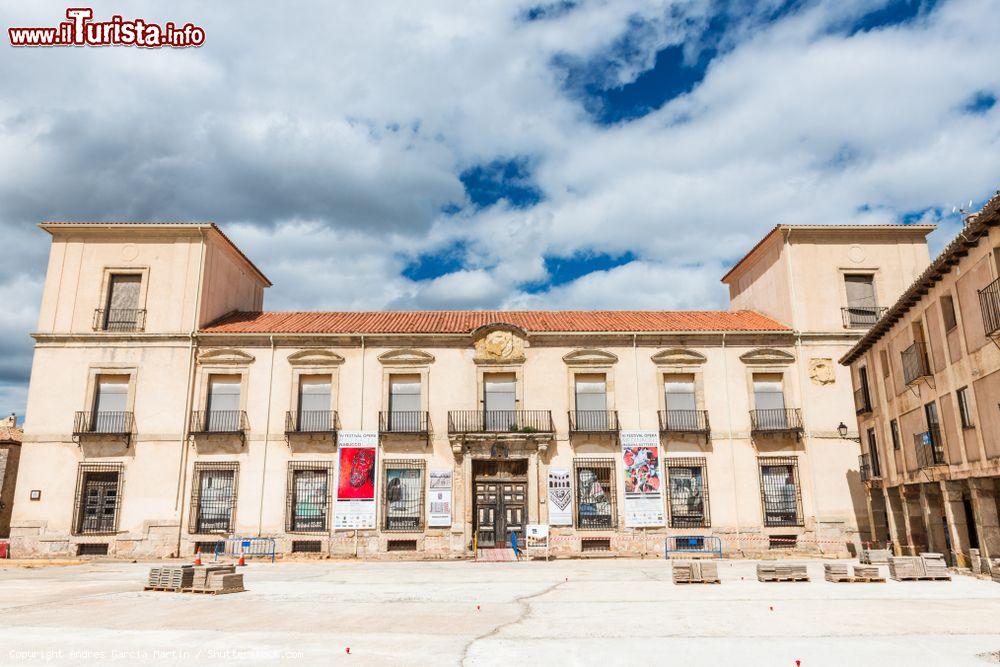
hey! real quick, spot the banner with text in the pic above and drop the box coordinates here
[547,468,573,526]
[334,431,379,530]
[427,469,453,527]
[620,430,665,527]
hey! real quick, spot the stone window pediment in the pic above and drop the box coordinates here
[377,348,435,366]
[739,348,795,366]
[562,349,619,366]
[197,348,255,366]
[287,349,345,367]
[650,348,707,366]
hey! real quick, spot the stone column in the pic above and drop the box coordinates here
[919,483,948,556]
[882,486,903,556]
[863,489,878,545]
[527,449,539,524]
[899,485,923,555]
[969,477,1000,560]
[940,480,972,567]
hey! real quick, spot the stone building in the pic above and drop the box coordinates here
[10,221,932,558]
[1,414,23,539]
[842,192,1000,566]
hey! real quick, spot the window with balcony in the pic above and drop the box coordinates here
[890,419,900,451]
[751,374,801,433]
[758,457,803,527]
[665,458,710,528]
[572,374,611,431]
[866,427,881,478]
[484,373,516,431]
[843,274,883,327]
[285,462,333,532]
[957,387,974,428]
[659,374,708,434]
[97,274,144,332]
[80,374,131,435]
[574,459,616,530]
[387,374,422,433]
[295,375,333,432]
[190,462,238,534]
[914,401,946,468]
[204,374,242,432]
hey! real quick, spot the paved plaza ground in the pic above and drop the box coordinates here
[1,557,999,666]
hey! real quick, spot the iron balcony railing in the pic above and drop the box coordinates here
[568,410,619,433]
[901,341,931,385]
[378,410,430,434]
[859,453,881,482]
[190,410,248,435]
[93,308,146,332]
[914,427,946,469]
[285,410,338,434]
[854,386,872,414]
[979,276,1000,337]
[750,408,804,434]
[73,411,133,436]
[447,410,554,434]
[842,306,887,329]
[658,409,710,435]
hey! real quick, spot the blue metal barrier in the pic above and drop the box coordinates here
[214,536,276,562]
[664,535,722,559]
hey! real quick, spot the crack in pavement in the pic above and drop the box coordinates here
[459,577,568,667]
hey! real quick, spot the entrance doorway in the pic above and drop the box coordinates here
[473,458,527,548]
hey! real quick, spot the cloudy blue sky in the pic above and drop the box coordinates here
[1,0,999,419]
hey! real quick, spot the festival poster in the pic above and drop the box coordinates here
[619,430,665,527]
[334,431,379,529]
[547,468,573,526]
[427,469,453,527]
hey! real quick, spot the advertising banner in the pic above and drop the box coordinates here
[334,431,378,529]
[620,430,665,527]
[547,468,573,526]
[427,469,453,527]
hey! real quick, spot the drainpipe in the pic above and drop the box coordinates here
[721,333,741,552]
[257,335,277,536]
[359,334,367,430]
[632,334,640,426]
[174,227,207,557]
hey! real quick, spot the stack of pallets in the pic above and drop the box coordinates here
[146,565,194,590]
[921,553,950,579]
[672,561,720,584]
[757,562,809,582]
[192,565,236,589]
[852,565,884,581]
[888,554,951,581]
[859,548,890,564]
[823,563,850,582]
[823,563,884,583]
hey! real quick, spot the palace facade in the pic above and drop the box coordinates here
[10,220,932,558]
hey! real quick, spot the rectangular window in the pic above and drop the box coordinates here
[92,374,129,433]
[190,463,238,534]
[206,374,241,432]
[73,463,124,534]
[890,419,901,451]
[941,294,958,332]
[753,373,787,428]
[758,457,803,527]
[575,374,608,430]
[957,387,974,428]
[388,374,421,431]
[867,428,881,478]
[880,350,890,378]
[844,274,877,326]
[665,458,710,528]
[484,373,516,431]
[574,459,616,530]
[103,274,142,331]
[285,462,334,532]
[382,459,426,531]
[297,375,332,432]
[664,375,697,412]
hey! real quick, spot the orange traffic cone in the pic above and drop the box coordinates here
[238,554,246,567]
[194,548,202,566]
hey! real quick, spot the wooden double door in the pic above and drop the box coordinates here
[475,478,526,548]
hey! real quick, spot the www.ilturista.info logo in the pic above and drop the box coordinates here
[8,8,205,48]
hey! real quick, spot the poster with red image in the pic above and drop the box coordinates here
[334,431,379,529]
[620,430,665,527]
[337,444,376,500]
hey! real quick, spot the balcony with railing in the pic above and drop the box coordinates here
[858,453,881,483]
[842,306,888,329]
[93,308,146,332]
[979,276,1000,337]
[901,342,931,385]
[914,427,946,469]
[750,408,804,436]
[378,410,430,435]
[658,409,710,436]
[854,386,872,415]
[448,410,554,435]
[73,410,134,446]
[190,410,248,440]
[285,410,338,437]
[568,410,619,433]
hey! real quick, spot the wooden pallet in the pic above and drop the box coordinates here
[825,575,886,583]
[891,575,951,582]
[758,575,809,582]
[674,579,721,584]
[180,587,246,595]
[143,586,182,592]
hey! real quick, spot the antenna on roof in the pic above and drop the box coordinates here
[954,199,976,225]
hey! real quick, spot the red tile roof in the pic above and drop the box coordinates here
[0,423,22,444]
[201,310,790,334]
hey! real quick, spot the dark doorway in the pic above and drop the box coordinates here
[473,458,527,548]
[963,494,980,550]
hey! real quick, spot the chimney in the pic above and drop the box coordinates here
[2,413,15,428]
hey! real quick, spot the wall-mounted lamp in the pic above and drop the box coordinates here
[837,422,861,443]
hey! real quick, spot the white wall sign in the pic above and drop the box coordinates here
[427,469,453,527]
[547,468,573,526]
[619,430,665,528]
